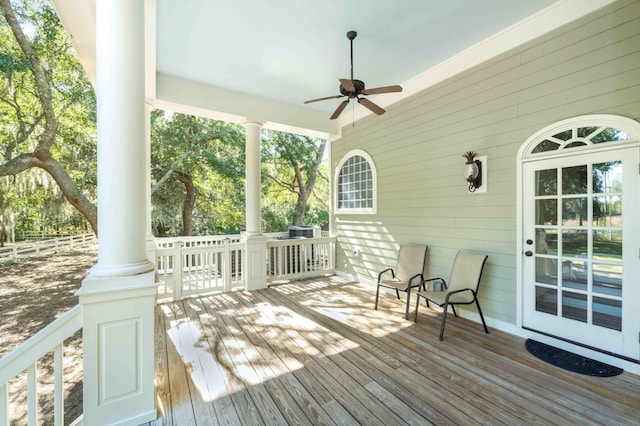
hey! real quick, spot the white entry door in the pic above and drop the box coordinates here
[522,147,640,360]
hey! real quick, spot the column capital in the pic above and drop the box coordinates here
[243,119,265,128]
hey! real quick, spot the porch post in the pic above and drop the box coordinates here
[145,101,157,267]
[243,120,267,290]
[77,1,156,425]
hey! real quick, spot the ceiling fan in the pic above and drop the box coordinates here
[304,31,403,120]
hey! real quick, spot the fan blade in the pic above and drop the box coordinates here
[339,78,356,92]
[330,100,350,120]
[358,97,385,115]
[361,85,403,95]
[304,94,344,104]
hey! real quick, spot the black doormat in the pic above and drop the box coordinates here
[525,339,623,377]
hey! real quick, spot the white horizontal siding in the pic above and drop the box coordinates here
[332,0,640,325]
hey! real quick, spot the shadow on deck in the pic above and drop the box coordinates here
[148,275,640,425]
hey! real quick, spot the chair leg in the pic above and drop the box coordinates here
[395,289,400,299]
[404,291,411,320]
[451,305,458,317]
[375,284,381,310]
[439,303,449,341]
[414,294,420,322]
[474,295,489,334]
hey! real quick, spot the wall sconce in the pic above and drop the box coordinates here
[463,151,487,193]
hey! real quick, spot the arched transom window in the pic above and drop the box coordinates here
[522,115,640,159]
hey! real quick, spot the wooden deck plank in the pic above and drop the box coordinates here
[210,293,314,426]
[180,297,256,426]
[224,290,338,426]
[314,283,578,425]
[341,280,640,425]
[152,276,640,426]
[264,284,497,425]
[166,301,221,424]
[153,307,173,425]
[159,303,197,425]
[248,289,395,426]
[318,281,612,425]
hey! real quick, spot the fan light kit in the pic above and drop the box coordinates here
[304,31,403,120]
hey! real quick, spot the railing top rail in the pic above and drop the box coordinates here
[267,236,336,246]
[0,305,82,385]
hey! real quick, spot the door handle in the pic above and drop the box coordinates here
[525,251,533,257]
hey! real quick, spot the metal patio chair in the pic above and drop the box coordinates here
[375,243,428,320]
[414,250,489,340]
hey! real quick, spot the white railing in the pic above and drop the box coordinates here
[0,233,96,263]
[156,238,245,300]
[267,236,336,282]
[155,233,335,299]
[0,305,82,426]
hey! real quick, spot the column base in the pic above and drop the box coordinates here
[89,259,154,279]
[77,272,156,426]
[243,235,268,291]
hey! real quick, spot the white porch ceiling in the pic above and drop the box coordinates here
[51,0,616,139]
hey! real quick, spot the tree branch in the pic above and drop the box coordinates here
[0,0,59,153]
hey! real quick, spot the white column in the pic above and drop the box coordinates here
[244,120,263,236]
[77,1,156,425]
[145,101,157,267]
[242,120,267,290]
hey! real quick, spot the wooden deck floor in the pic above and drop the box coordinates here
[150,275,640,425]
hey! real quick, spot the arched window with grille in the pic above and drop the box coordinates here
[334,149,377,214]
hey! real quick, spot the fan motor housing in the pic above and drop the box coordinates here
[340,79,365,97]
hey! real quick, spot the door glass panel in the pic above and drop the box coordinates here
[532,140,560,153]
[578,127,599,138]
[536,257,557,284]
[562,198,587,226]
[562,259,586,291]
[535,229,557,255]
[593,230,622,260]
[593,297,622,331]
[593,264,622,297]
[553,130,573,141]
[535,169,557,195]
[536,200,557,225]
[593,196,622,227]
[562,231,587,256]
[562,165,587,194]
[593,161,622,193]
[562,291,587,322]
[536,287,557,314]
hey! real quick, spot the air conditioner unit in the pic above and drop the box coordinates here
[289,225,320,238]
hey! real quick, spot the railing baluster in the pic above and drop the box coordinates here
[224,239,231,292]
[174,242,183,300]
[53,343,63,426]
[27,363,37,426]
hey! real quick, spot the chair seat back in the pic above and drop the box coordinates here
[395,244,428,282]
[447,251,488,293]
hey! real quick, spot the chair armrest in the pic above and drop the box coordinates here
[378,268,395,283]
[406,273,424,290]
[443,288,474,303]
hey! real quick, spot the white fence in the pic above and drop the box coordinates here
[155,233,336,300]
[0,233,96,263]
[0,305,82,426]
